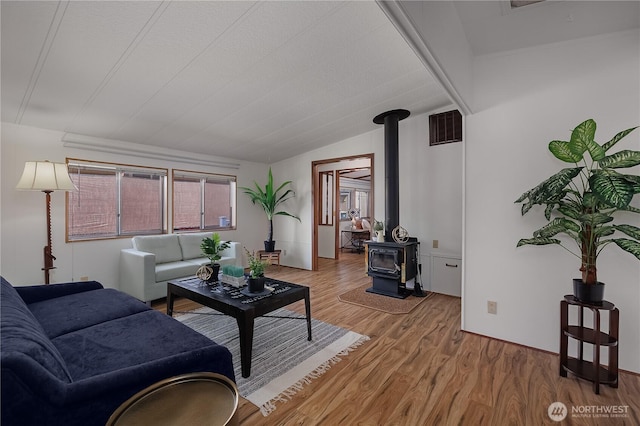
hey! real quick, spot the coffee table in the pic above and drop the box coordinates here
[167,277,311,378]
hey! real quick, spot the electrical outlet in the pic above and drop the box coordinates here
[282,249,286,256]
[432,240,439,249]
[487,301,497,315]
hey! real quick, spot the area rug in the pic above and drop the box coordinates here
[338,284,434,314]
[177,307,369,416]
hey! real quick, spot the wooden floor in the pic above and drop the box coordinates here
[153,253,640,425]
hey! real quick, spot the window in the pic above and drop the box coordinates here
[339,190,350,221]
[338,189,369,220]
[172,170,236,232]
[66,159,167,241]
[355,190,369,218]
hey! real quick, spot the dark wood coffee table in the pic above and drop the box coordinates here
[167,277,311,378]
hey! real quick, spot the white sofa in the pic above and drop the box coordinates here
[119,233,242,303]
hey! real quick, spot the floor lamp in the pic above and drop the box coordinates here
[16,161,76,284]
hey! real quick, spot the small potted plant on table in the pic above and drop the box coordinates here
[200,233,231,283]
[245,248,268,293]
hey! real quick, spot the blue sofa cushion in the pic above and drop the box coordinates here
[16,280,103,304]
[28,288,151,338]
[53,310,235,381]
[1,278,72,383]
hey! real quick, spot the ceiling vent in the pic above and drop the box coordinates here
[429,110,462,146]
[502,0,546,14]
[511,0,545,8]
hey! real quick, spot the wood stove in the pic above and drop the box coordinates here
[366,108,425,299]
[366,240,418,299]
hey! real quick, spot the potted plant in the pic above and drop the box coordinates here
[200,233,231,282]
[515,119,640,303]
[244,248,268,293]
[240,167,300,252]
[372,219,384,242]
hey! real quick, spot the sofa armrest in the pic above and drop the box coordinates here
[220,242,242,268]
[16,281,104,305]
[119,249,156,302]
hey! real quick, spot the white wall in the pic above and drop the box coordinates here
[274,110,464,285]
[0,123,269,287]
[464,30,640,373]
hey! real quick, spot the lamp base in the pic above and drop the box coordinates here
[43,245,56,284]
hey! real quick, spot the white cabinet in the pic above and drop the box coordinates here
[430,253,462,297]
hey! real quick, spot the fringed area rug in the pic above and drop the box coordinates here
[177,307,369,416]
[338,284,434,314]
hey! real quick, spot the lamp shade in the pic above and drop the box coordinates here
[16,161,77,191]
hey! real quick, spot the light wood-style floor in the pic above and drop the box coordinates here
[153,253,640,425]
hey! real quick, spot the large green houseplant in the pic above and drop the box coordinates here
[240,167,300,252]
[515,119,640,303]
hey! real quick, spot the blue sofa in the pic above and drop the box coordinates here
[1,277,235,425]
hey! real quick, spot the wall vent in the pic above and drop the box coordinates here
[429,110,462,146]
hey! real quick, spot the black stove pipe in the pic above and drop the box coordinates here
[373,109,410,242]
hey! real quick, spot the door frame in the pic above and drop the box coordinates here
[311,153,374,271]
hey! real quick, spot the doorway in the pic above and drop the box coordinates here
[311,154,374,271]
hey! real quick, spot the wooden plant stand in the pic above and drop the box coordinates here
[560,295,619,394]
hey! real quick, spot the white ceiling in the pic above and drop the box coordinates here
[453,1,639,56]
[2,1,638,163]
[1,1,450,163]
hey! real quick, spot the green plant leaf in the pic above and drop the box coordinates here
[622,205,640,214]
[599,150,640,169]
[587,141,606,161]
[621,174,640,193]
[517,237,561,247]
[568,119,596,157]
[582,192,599,209]
[602,126,638,152]
[514,190,529,204]
[543,203,556,220]
[612,238,640,260]
[515,168,582,215]
[615,224,640,240]
[533,218,581,238]
[579,211,614,225]
[593,226,615,238]
[557,204,581,220]
[590,169,635,208]
[549,140,582,163]
[541,168,583,199]
[274,211,300,219]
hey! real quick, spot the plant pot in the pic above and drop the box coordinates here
[248,276,266,293]
[207,263,220,283]
[573,279,605,304]
[376,231,384,242]
[264,240,276,252]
